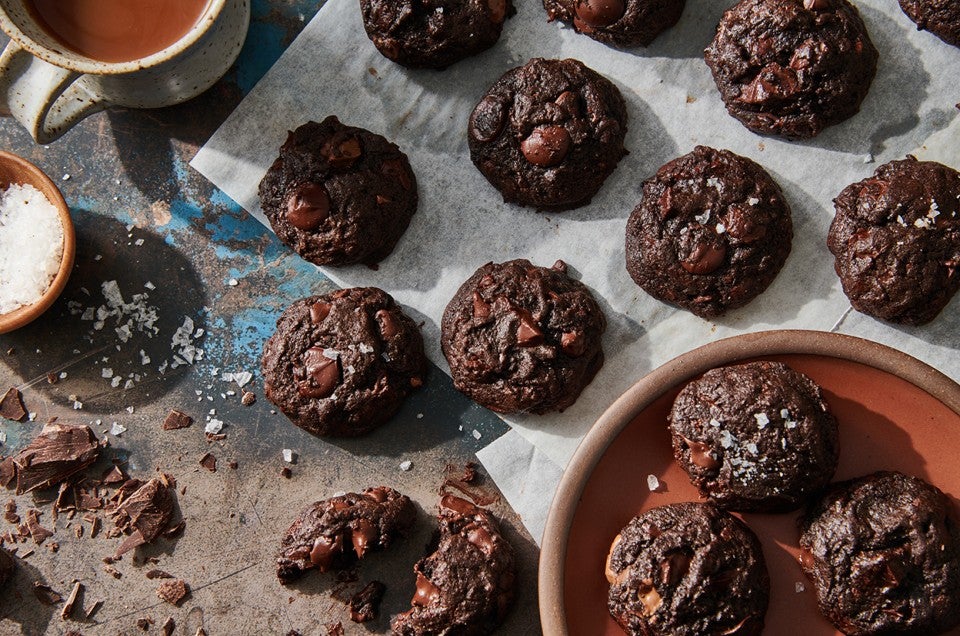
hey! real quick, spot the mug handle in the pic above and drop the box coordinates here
[0,40,108,144]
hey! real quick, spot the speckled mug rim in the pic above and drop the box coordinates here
[538,329,960,635]
[0,0,227,75]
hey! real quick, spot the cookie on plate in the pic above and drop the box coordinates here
[258,116,417,266]
[468,58,628,210]
[625,146,793,318]
[441,259,606,414]
[606,502,770,636]
[276,486,416,584]
[391,495,516,635]
[828,156,960,325]
[704,0,878,140]
[799,471,960,635]
[261,288,426,437]
[542,0,685,48]
[899,0,960,47]
[360,0,515,69]
[668,361,838,512]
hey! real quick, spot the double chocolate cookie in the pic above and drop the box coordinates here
[625,146,793,318]
[392,495,516,635]
[606,502,770,636]
[669,361,838,512]
[360,0,515,69]
[899,0,960,47]
[262,288,426,437]
[800,472,960,635]
[468,58,628,210]
[276,486,416,584]
[828,156,960,325]
[542,0,685,48]
[704,0,878,140]
[441,259,605,414]
[258,116,417,266]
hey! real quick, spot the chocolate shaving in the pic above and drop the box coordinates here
[61,581,82,620]
[161,617,175,636]
[102,565,121,579]
[33,582,63,605]
[156,579,189,605]
[0,388,27,422]
[11,423,100,494]
[146,568,173,579]
[199,453,216,472]
[85,599,103,619]
[25,509,53,544]
[110,477,174,557]
[161,410,192,430]
[136,617,153,630]
[349,580,386,623]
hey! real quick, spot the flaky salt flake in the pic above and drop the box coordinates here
[227,278,238,286]
[719,430,736,448]
[73,401,83,410]
[204,419,223,435]
[715,222,726,234]
[747,197,759,206]
[754,413,770,429]
[144,281,156,290]
[472,429,482,440]
[646,475,661,492]
[282,449,295,463]
[745,442,758,455]
[109,422,126,436]
[399,460,413,472]
[694,211,711,224]
[125,406,134,414]
[709,418,722,428]
[795,582,805,593]
[322,348,339,360]
[785,420,797,429]
[101,368,113,378]
[780,408,791,419]
[416,413,424,419]
[705,176,721,191]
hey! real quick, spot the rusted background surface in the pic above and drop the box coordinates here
[0,2,541,634]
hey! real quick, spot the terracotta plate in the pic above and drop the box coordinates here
[540,330,960,635]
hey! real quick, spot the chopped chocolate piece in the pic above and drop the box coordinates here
[199,453,217,472]
[61,581,82,620]
[136,617,152,630]
[85,600,103,619]
[241,391,256,406]
[156,579,189,606]
[102,465,128,484]
[161,617,175,636]
[4,499,18,524]
[162,410,193,430]
[25,509,53,544]
[0,457,15,488]
[110,477,175,556]
[102,565,121,578]
[11,423,100,494]
[325,623,345,636]
[0,547,15,586]
[350,580,386,623]
[146,569,173,579]
[228,461,238,470]
[280,467,292,479]
[0,388,27,422]
[46,541,58,552]
[34,582,63,605]
[45,373,56,384]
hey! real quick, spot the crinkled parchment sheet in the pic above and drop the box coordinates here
[192,0,960,541]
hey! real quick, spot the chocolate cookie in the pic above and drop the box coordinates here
[899,0,960,47]
[669,361,838,512]
[468,58,628,210]
[391,495,516,635]
[704,0,878,140]
[543,0,685,48]
[799,472,960,635]
[276,486,416,584]
[828,157,960,325]
[361,0,515,69]
[441,259,606,414]
[258,116,417,266]
[261,288,427,437]
[606,502,770,636]
[625,146,793,318]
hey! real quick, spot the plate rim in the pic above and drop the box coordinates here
[538,328,960,635]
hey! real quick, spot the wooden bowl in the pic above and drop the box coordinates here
[0,150,75,334]
[539,329,960,635]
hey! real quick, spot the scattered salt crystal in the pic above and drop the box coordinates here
[101,368,114,378]
[123,379,134,389]
[227,278,238,286]
[111,376,121,388]
[73,400,83,410]
[785,420,797,429]
[745,442,758,455]
[694,211,711,224]
[0,430,5,444]
[719,430,736,448]
[747,197,759,206]
[322,348,339,360]
[134,238,144,246]
[709,418,722,428]
[109,422,126,436]
[345,365,355,374]
[715,223,726,234]
[381,352,391,362]
[144,281,155,290]
[472,429,482,440]
[399,460,413,472]
[416,413,424,419]
[646,475,661,491]
[125,406,134,414]
[282,449,294,463]
[795,582,805,593]
[28,412,36,421]
[0,183,65,314]
[209,409,216,416]
[204,419,223,434]
[61,174,70,181]
[754,413,770,429]
[780,409,790,419]
[705,176,721,190]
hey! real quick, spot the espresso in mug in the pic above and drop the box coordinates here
[27,0,210,63]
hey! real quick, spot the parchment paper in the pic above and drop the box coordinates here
[192,0,960,541]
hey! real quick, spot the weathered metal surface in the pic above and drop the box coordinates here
[0,2,539,634]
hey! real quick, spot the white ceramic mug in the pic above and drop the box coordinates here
[0,0,250,143]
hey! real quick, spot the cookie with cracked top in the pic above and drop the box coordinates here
[261,287,426,437]
[625,146,793,318]
[276,486,416,584]
[361,0,515,69]
[899,0,960,47]
[828,156,960,325]
[468,57,628,210]
[441,259,606,414]
[704,0,878,140]
[543,0,685,48]
[391,495,516,635]
[669,360,838,512]
[799,471,960,635]
[258,116,417,266]
[605,502,770,636]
